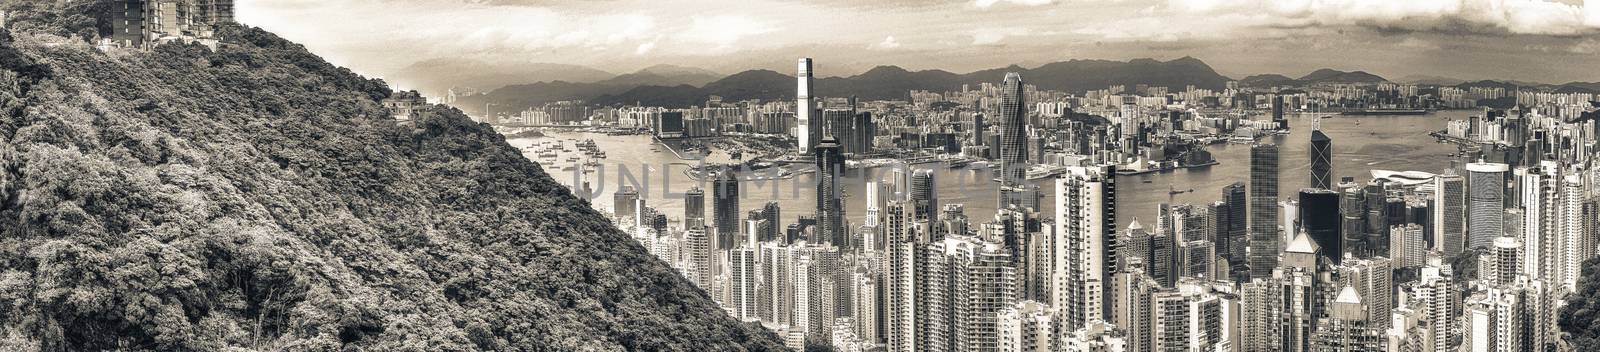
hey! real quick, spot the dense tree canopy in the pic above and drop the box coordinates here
[0,5,782,351]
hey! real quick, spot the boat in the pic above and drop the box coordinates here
[1024,165,1069,180]
[946,158,972,169]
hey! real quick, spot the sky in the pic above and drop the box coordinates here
[237,0,1600,85]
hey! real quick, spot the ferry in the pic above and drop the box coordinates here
[1024,165,1069,180]
[946,158,973,169]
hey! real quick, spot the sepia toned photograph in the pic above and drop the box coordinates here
[0,0,1598,351]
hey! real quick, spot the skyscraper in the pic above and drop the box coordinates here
[1310,129,1334,190]
[1222,182,1248,265]
[816,137,846,248]
[1053,166,1116,330]
[614,185,640,220]
[685,186,705,227]
[910,169,936,222]
[1299,188,1343,264]
[998,72,1028,208]
[1249,143,1280,279]
[1434,173,1466,257]
[796,58,817,154]
[713,167,741,249]
[1466,162,1508,250]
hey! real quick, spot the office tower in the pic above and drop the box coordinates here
[1249,143,1280,279]
[614,186,639,219]
[683,227,712,290]
[997,300,1054,352]
[713,168,741,249]
[1299,188,1343,264]
[1338,178,1368,258]
[1466,162,1508,250]
[1222,182,1248,264]
[1053,166,1116,330]
[998,72,1028,207]
[911,169,937,222]
[816,137,846,248]
[685,186,705,226]
[1310,129,1334,189]
[1277,233,1323,352]
[1312,286,1384,352]
[1180,240,1218,280]
[727,247,758,321]
[1391,224,1426,269]
[759,202,782,243]
[796,58,816,153]
[1271,95,1286,127]
[1434,173,1467,257]
[1341,257,1392,330]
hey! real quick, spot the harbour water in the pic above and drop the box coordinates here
[511,110,1474,230]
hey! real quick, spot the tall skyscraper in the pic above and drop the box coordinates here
[1222,182,1248,264]
[1434,173,1466,257]
[1310,129,1334,189]
[685,186,705,226]
[1249,143,1280,279]
[1466,162,1508,250]
[816,137,846,248]
[910,169,936,222]
[1299,188,1343,264]
[713,167,741,249]
[796,58,817,154]
[998,72,1028,208]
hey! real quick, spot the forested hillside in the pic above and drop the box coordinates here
[0,3,782,351]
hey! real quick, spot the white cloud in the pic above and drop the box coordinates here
[635,41,658,55]
[975,0,1055,8]
[674,15,779,51]
[971,27,1030,45]
[872,36,902,49]
[1165,0,1600,36]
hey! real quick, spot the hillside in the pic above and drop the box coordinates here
[0,5,783,351]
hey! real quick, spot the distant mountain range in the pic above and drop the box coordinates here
[443,57,1600,114]
[459,57,1234,112]
[1240,69,1390,87]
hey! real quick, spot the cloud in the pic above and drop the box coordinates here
[972,27,1030,45]
[635,41,657,55]
[975,0,1055,8]
[872,36,902,49]
[674,15,780,51]
[1166,0,1600,36]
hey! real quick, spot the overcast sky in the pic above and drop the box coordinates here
[238,0,1600,85]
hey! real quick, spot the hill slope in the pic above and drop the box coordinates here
[0,10,781,352]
